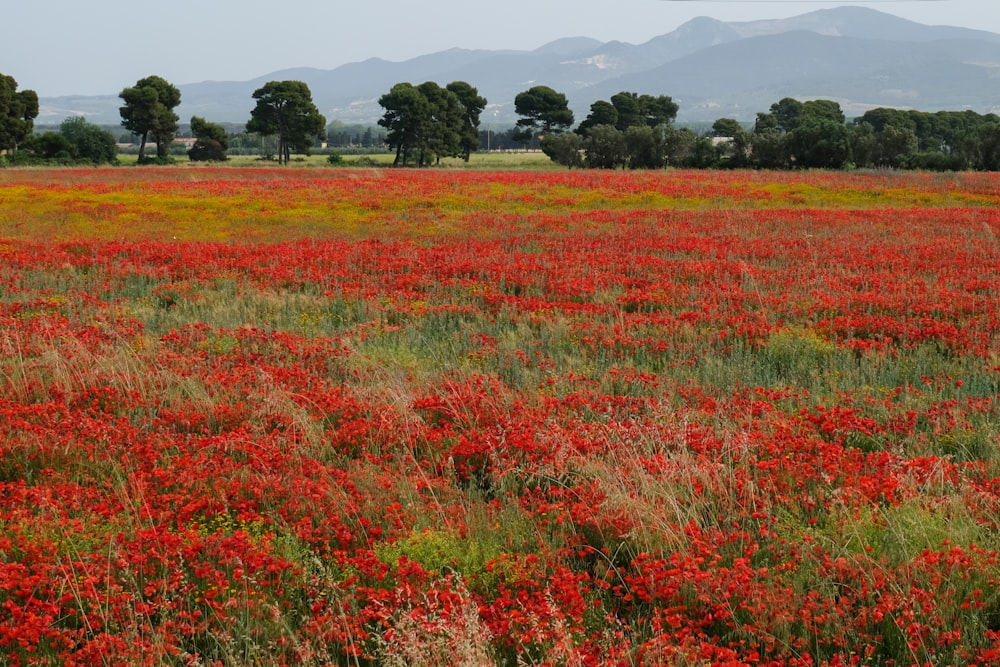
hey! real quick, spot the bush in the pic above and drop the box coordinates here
[61,117,117,164]
[34,131,75,159]
[188,116,229,162]
[188,138,227,162]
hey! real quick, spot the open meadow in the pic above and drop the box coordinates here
[1,166,999,666]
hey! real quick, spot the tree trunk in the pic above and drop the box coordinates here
[279,137,289,165]
[138,132,148,161]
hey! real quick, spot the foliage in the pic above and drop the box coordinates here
[446,81,488,162]
[21,117,117,165]
[752,98,849,169]
[513,85,574,145]
[0,73,39,153]
[540,132,583,169]
[246,80,326,165]
[852,107,1000,171]
[379,82,431,166]
[568,91,679,169]
[33,131,75,160]
[663,126,712,168]
[378,81,486,167]
[756,96,805,134]
[583,124,627,169]
[188,116,229,162]
[741,98,1000,171]
[60,116,118,164]
[790,116,850,169]
[612,91,679,130]
[578,91,677,137]
[624,125,669,169]
[415,81,464,165]
[576,100,618,137]
[711,118,752,168]
[119,75,181,162]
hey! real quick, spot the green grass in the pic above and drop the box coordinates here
[116,150,558,169]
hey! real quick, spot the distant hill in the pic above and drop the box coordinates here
[36,6,1000,127]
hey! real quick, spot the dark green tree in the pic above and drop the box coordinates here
[513,86,574,144]
[945,110,998,168]
[581,92,679,135]
[755,97,804,134]
[638,94,680,128]
[0,74,39,153]
[711,118,743,139]
[188,116,229,161]
[907,110,944,152]
[35,132,75,160]
[60,117,117,164]
[875,125,918,169]
[246,81,327,165]
[379,82,432,166]
[751,128,789,169]
[979,122,1000,171]
[753,98,848,168]
[775,100,848,168]
[790,115,850,169]
[897,109,1000,167]
[541,132,583,168]
[577,100,619,136]
[679,132,720,168]
[848,122,878,169]
[852,110,921,169]
[624,125,668,169]
[576,92,678,168]
[610,92,644,131]
[801,99,845,125]
[119,75,181,162]
[583,125,627,169]
[664,127,701,167]
[859,107,916,134]
[378,81,483,166]
[416,81,463,165]
[446,81,487,162]
[711,118,752,168]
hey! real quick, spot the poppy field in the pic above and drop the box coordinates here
[1,166,999,666]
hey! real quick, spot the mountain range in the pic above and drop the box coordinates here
[36,6,1000,127]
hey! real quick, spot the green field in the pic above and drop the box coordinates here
[114,150,558,169]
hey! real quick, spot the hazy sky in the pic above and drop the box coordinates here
[4,0,997,97]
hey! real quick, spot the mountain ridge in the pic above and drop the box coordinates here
[35,6,1000,126]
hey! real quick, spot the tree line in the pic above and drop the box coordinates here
[116,76,328,165]
[4,68,1000,171]
[520,88,1000,171]
[1,73,328,166]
